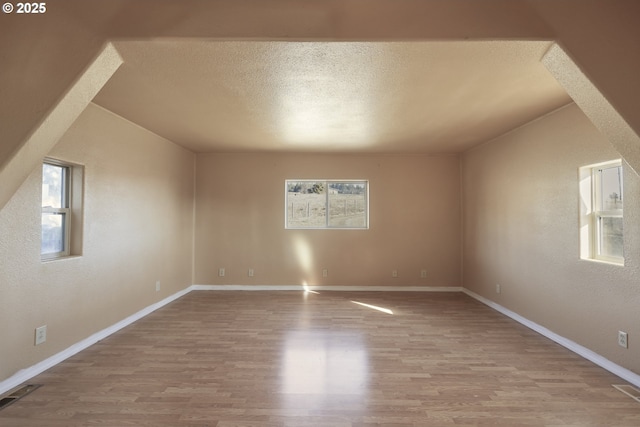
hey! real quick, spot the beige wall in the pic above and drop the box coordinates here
[462,103,640,372]
[0,103,195,381]
[194,153,461,288]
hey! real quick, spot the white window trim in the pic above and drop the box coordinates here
[579,159,624,266]
[285,179,369,230]
[42,158,83,261]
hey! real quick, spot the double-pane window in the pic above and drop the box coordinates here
[42,161,71,259]
[286,180,368,229]
[593,163,623,261]
[579,160,623,265]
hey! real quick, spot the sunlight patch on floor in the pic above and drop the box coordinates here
[302,282,320,294]
[351,301,393,315]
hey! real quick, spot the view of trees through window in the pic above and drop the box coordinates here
[286,180,368,229]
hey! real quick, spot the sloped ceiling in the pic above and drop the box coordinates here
[93,40,571,154]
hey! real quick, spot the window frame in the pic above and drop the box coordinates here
[579,159,624,265]
[285,179,369,230]
[41,158,83,261]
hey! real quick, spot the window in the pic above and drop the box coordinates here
[41,159,83,260]
[286,180,368,229]
[579,160,623,265]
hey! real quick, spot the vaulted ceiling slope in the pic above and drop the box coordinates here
[93,40,571,154]
[1,0,639,210]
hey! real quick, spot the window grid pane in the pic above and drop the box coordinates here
[287,181,326,228]
[598,165,623,211]
[41,212,66,255]
[327,182,367,228]
[597,215,623,259]
[42,163,67,209]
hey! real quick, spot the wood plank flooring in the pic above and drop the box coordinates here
[1,291,638,426]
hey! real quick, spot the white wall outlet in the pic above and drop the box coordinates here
[35,325,47,346]
[618,331,628,348]
[218,268,225,277]
[392,270,398,278]
[248,268,254,277]
[420,270,427,278]
[496,284,501,294]
[155,281,161,292]
[322,268,328,277]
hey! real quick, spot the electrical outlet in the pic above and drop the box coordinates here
[322,268,328,277]
[392,270,398,278]
[35,325,47,345]
[218,268,225,277]
[496,284,501,294]
[618,331,628,348]
[248,268,254,277]
[420,270,427,278]
[155,281,161,292]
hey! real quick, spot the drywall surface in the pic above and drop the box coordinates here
[529,0,640,153]
[542,43,640,177]
[462,103,640,374]
[194,153,461,288]
[0,103,195,382]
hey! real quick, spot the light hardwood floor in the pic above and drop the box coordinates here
[1,291,638,426]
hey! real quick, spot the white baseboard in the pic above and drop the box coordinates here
[311,285,462,292]
[0,287,191,396]
[191,284,305,291]
[192,284,462,292]
[462,288,640,388]
[3,285,638,396]
[4,284,457,394]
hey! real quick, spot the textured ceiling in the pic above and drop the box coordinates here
[93,40,572,154]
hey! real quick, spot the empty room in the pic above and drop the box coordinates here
[1,1,640,425]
